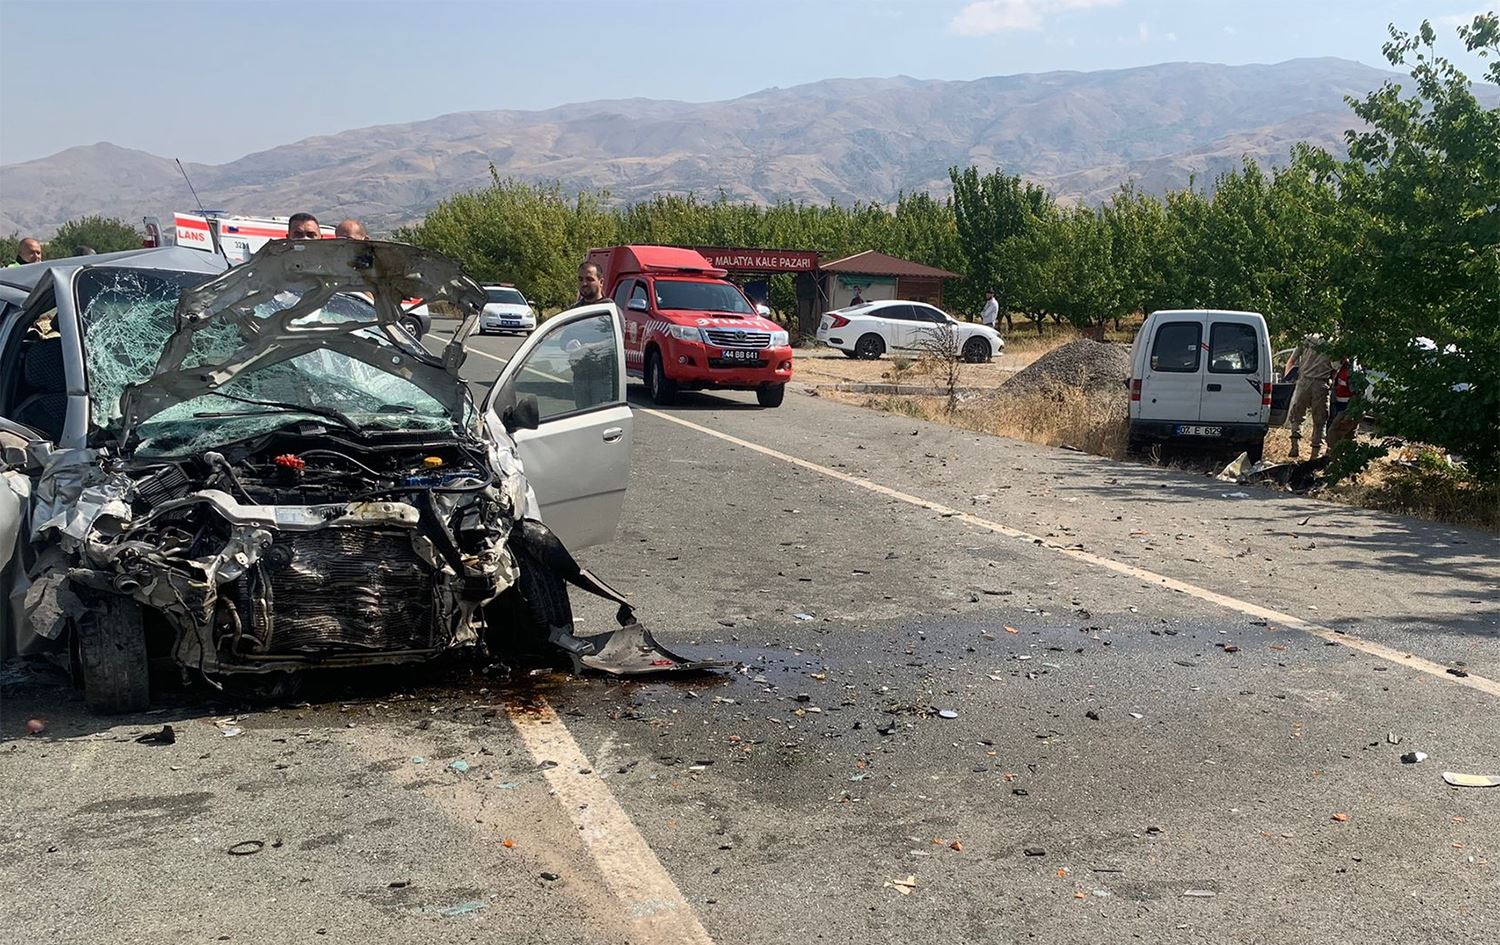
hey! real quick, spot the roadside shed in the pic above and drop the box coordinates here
[817,251,961,310]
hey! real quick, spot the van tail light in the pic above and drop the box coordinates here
[1130,379,1142,402]
[828,315,850,329]
[1261,382,1272,406]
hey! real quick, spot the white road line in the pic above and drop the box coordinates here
[505,700,717,944]
[641,407,1500,701]
[465,347,508,366]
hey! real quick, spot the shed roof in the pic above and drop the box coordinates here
[819,250,960,279]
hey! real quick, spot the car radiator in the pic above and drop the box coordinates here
[236,529,437,653]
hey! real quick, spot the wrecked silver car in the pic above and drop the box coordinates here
[1,240,714,713]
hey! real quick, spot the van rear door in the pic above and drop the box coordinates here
[1200,317,1268,426]
[1138,317,1204,424]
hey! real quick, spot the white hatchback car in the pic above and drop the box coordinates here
[816,300,1004,362]
[480,284,537,335]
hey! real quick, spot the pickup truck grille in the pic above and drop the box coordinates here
[704,328,771,349]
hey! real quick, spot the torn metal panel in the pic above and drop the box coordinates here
[118,240,485,446]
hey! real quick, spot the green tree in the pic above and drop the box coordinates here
[949,166,1051,321]
[1315,14,1500,479]
[47,215,142,256]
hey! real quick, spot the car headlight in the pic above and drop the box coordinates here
[668,325,704,342]
[769,330,790,347]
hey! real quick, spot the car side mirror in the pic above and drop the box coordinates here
[627,298,648,312]
[502,393,540,433]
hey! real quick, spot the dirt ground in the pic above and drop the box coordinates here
[795,346,1026,389]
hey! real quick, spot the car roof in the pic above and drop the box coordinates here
[841,299,936,312]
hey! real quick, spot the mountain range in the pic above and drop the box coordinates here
[0,58,1418,237]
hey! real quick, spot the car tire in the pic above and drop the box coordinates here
[76,599,150,714]
[401,316,423,338]
[962,337,990,363]
[756,384,786,408]
[855,333,885,360]
[485,543,573,655]
[646,349,678,405]
[841,349,859,359]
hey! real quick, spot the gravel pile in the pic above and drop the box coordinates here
[1002,340,1132,397]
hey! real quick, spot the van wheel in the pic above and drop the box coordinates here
[76,600,150,714]
[962,337,990,363]
[1246,438,1265,464]
[855,334,885,360]
[646,350,678,405]
[756,384,786,408]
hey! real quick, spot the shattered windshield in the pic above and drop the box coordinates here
[78,267,463,456]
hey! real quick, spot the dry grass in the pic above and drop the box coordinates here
[841,389,1496,532]
[1325,447,1500,530]
[795,347,1019,389]
[849,386,1131,458]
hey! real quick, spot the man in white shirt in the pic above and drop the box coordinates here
[979,289,999,327]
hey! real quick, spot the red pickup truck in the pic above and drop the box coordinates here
[587,245,793,407]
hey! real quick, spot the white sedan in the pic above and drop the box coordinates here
[480,284,538,334]
[816,300,1004,362]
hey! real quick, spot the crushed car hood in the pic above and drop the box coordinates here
[117,239,485,449]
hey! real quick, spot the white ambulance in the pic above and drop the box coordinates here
[143,212,432,335]
[143,212,334,264]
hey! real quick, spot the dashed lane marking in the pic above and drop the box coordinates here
[640,407,1500,701]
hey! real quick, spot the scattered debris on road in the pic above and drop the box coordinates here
[135,725,175,745]
[1442,772,1500,788]
[884,875,919,895]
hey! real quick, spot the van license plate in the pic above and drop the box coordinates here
[1175,425,1223,437]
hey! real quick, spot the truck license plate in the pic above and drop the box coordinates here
[1175,424,1224,437]
[720,349,760,361]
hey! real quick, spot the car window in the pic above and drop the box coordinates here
[630,282,649,305]
[878,304,915,322]
[613,280,634,308]
[486,287,527,305]
[913,305,948,323]
[1150,321,1202,373]
[510,313,618,420]
[1208,323,1258,374]
[654,279,752,314]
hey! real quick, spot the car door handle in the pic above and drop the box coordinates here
[1205,383,1222,392]
[602,427,624,443]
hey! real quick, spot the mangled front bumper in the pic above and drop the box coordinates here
[20,447,520,676]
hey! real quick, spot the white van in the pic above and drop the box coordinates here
[1128,309,1283,461]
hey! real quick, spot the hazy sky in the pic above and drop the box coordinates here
[0,0,1493,165]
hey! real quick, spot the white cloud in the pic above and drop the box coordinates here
[1436,10,1493,28]
[949,0,1123,36]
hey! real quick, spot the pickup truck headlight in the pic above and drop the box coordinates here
[668,325,704,343]
[769,330,790,347]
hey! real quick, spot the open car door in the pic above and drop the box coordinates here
[482,302,632,550]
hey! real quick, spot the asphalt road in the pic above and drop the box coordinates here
[3,327,1497,944]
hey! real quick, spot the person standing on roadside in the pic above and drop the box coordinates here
[577,261,606,305]
[979,289,999,328]
[334,219,368,240]
[1284,334,1334,459]
[7,238,43,266]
